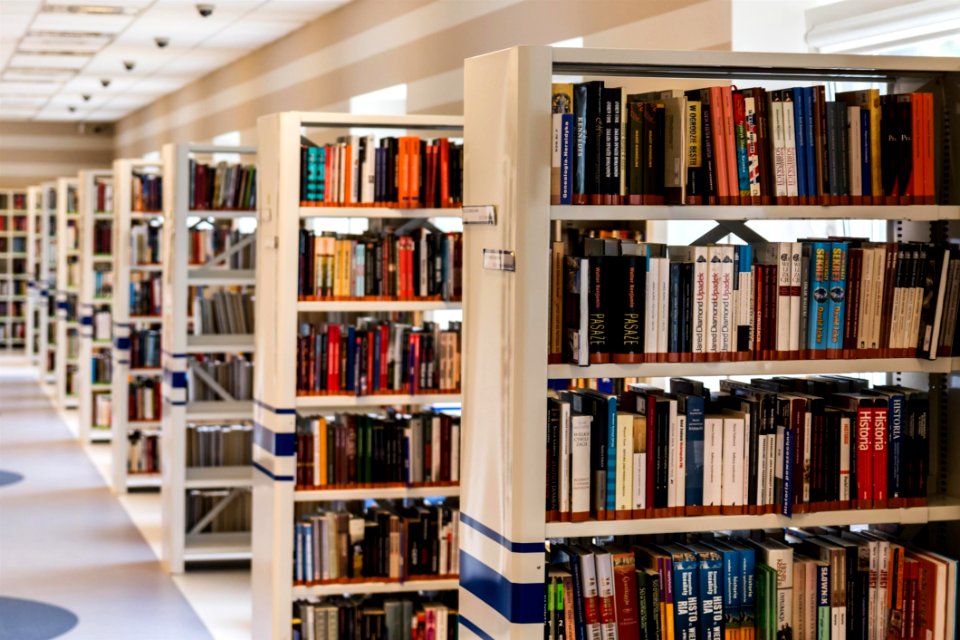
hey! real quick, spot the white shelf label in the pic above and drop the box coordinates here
[462,204,496,225]
[482,248,515,272]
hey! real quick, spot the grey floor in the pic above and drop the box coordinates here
[0,367,213,640]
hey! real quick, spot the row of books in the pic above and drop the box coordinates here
[299,136,463,208]
[128,430,160,474]
[129,328,161,368]
[93,394,112,429]
[130,273,161,316]
[296,320,461,397]
[187,489,251,534]
[0,324,25,340]
[93,220,112,255]
[0,301,25,317]
[93,269,113,299]
[188,225,255,269]
[0,192,27,210]
[128,378,161,421]
[186,423,252,468]
[551,82,939,205]
[546,375,930,523]
[192,290,254,336]
[0,217,28,232]
[1,237,28,253]
[298,229,463,301]
[292,504,459,585]
[188,160,256,211]
[132,172,162,212]
[294,596,458,640]
[294,410,460,490]
[187,354,253,401]
[552,230,960,365]
[131,224,161,265]
[546,529,957,640]
[91,352,112,383]
[94,181,113,214]
[65,365,78,396]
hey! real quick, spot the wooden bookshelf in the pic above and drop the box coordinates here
[54,177,79,408]
[252,111,464,639]
[77,170,113,443]
[0,189,28,353]
[111,158,164,493]
[159,142,258,573]
[459,46,960,638]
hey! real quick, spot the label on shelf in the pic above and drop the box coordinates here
[482,248,515,272]
[462,204,497,225]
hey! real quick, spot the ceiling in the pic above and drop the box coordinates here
[0,0,351,122]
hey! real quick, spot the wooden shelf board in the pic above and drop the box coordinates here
[185,466,253,489]
[128,367,162,376]
[291,578,458,598]
[548,357,960,379]
[295,485,460,502]
[544,496,960,538]
[295,393,461,409]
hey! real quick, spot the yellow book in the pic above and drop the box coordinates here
[551,83,574,204]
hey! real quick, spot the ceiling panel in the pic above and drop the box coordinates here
[8,52,93,69]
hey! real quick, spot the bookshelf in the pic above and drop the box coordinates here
[111,158,163,493]
[459,46,960,637]
[159,142,258,573]
[25,185,43,367]
[77,170,113,443]
[54,177,79,408]
[253,111,464,639]
[0,188,28,353]
[38,182,58,383]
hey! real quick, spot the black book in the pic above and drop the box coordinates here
[602,87,622,200]
[573,81,603,204]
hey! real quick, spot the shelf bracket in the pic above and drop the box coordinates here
[200,232,256,268]
[189,360,236,402]
[689,220,767,246]
[186,487,246,535]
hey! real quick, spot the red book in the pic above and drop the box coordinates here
[327,324,340,393]
[857,405,874,508]
[379,324,389,391]
[611,548,641,638]
[922,93,935,203]
[872,404,888,506]
[439,139,450,207]
[909,93,923,202]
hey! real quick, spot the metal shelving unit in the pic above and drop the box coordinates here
[54,177,79,407]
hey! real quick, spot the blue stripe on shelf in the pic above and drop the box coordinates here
[458,615,495,640]
[253,422,295,457]
[80,316,93,326]
[254,398,296,415]
[253,460,294,482]
[161,349,188,358]
[117,360,130,365]
[459,551,543,625]
[56,302,68,310]
[459,512,545,554]
[163,370,187,389]
[114,338,130,350]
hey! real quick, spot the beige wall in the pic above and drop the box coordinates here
[115,0,732,157]
[0,122,114,189]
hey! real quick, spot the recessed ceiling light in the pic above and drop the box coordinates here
[100,78,111,88]
[68,106,77,112]
[123,60,135,71]
[82,94,91,101]
[42,5,139,16]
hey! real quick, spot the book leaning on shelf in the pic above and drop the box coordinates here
[550,227,960,365]
[295,596,457,640]
[545,528,957,640]
[546,376,929,523]
[295,411,459,490]
[188,160,256,211]
[292,503,459,586]
[298,229,462,302]
[187,489,250,534]
[131,172,162,212]
[551,82,941,205]
[300,135,463,208]
[296,320,461,397]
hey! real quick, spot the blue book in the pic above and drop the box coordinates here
[663,545,700,640]
[874,386,906,500]
[678,392,705,507]
[560,114,574,205]
[860,110,872,197]
[294,522,305,582]
[792,87,808,198]
[684,543,724,640]
[725,541,755,637]
[316,147,326,202]
[354,244,365,297]
[807,241,831,351]
[827,241,848,352]
[803,87,817,197]
[707,542,741,640]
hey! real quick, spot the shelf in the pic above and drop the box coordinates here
[130,264,162,272]
[128,315,163,322]
[545,496,960,538]
[93,212,113,219]
[92,255,113,263]
[299,206,461,219]
[187,269,255,286]
[91,383,111,391]
[185,400,254,421]
[291,578,459,598]
[295,484,460,502]
[90,430,111,443]
[187,209,257,219]
[183,532,251,561]
[130,211,163,220]
[128,367,163,376]
[127,419,162,429]
[185,333,254,353]
[126,473,162,489]
[185,466,253,489]
[91,340,112,348]
[297,300,462,313]
[295,393,461,409]
[550,204,960,222]
[548,357,960,379]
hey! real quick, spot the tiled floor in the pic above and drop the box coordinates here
[0,363,252,639]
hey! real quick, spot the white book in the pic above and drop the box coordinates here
[707,246,723,354]
[770,95,787,197]
[789,242,802,353]
[615,412,633,514]
[577,551,602,640]
[721,413,745,507]
[644,253,659,358]
[718,245,734,353]
[848,106,862,197]
[871,246,886,350]
[766,431,776,508]
[839,415,851,502]
[777,242,793,353]
[570,415,592,518]
[348,135,361,203]
[703,416,724,508]
[593,550,618,640]
[693,246,709,356]
[657,256,669,355]
[362,135,376,203]
[741,409,752,508]
[858,247,876,349]
[559,400,571,517]
[675,414,686,509]
[782,93,799,197]
[632,452,646,511]
[803,410,812,503]
[758,426,769,510]
[926,246,951,357]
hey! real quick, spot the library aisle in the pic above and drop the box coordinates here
[0,362,242,639]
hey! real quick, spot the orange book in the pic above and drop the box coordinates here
[342,143,353,205]
[709,87,730,203]
[910,93,923,203]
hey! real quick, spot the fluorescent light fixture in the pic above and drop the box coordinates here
[3,68,77,82]
[42,4,139,15]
